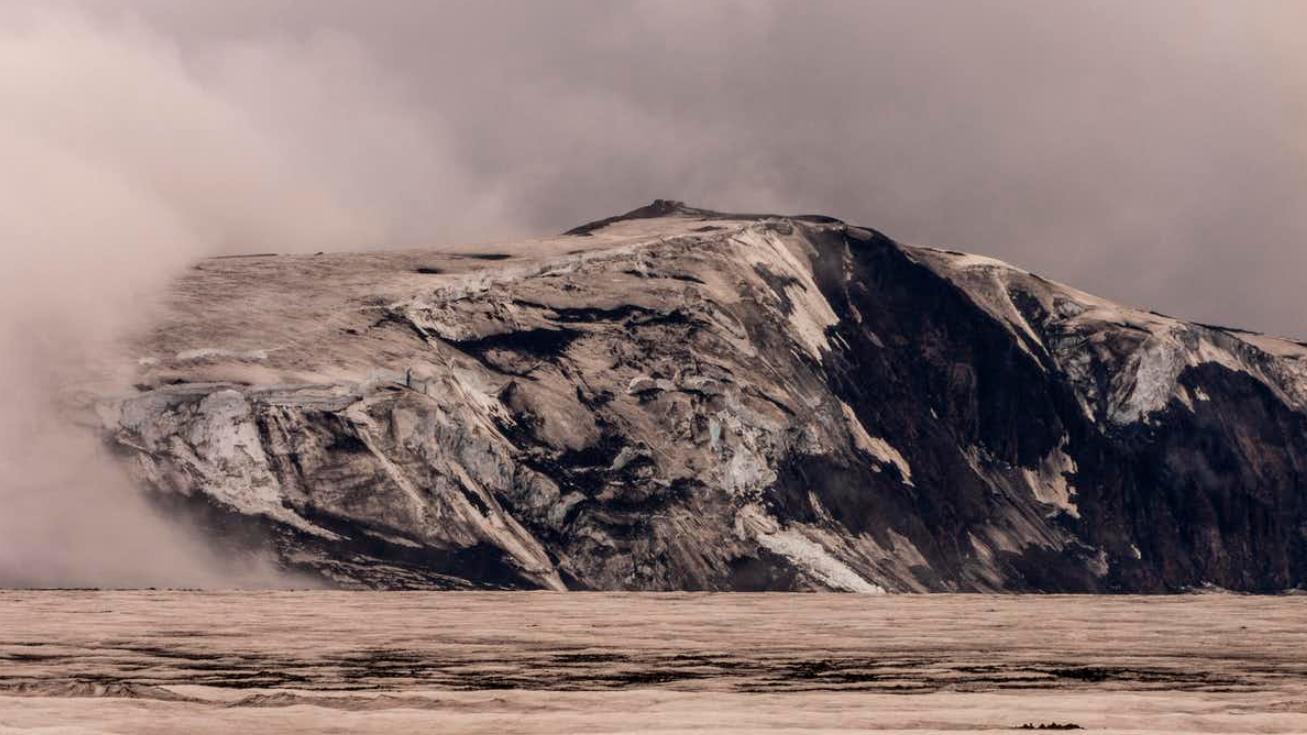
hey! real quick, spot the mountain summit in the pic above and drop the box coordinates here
[101,202,1307,591]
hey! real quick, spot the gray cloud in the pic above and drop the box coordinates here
[1,1,1304,584]
[87,0,1306,337]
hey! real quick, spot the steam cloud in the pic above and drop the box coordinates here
[2,2,1305,586]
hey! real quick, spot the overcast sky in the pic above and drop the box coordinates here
[8,1,1307,337]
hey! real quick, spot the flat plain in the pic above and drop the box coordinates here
[0,591,1304,733]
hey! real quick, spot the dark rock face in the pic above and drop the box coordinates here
[101,202,1307,591]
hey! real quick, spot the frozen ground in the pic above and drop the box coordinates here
[0,592,1304,733]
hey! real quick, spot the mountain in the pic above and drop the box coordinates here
[98,201,1307,591]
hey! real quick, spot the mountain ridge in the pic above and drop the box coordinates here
[98,202,1307,591]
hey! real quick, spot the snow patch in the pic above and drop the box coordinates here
[361,529,424,549]
[839,401,913,485]
[732,226,839,361]
[175,348,268,362]
[1020,439,1079,519]
[1110,331,1247,424]
[722,449,776,496]
[943,252,1027,271]
[906,247,1047,363]
[740,506,885,593]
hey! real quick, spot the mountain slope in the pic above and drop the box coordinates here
[99,201,1307,591]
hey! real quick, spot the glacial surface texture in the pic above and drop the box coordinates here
[101,201,1307,591]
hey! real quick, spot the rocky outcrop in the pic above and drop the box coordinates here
[99,201,1307,591]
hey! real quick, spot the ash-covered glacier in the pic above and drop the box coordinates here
[97,201,1307,591]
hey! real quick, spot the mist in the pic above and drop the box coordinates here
[2,2,1305,586]
[0,7,508,586]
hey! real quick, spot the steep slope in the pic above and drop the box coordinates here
[98,201,1307,591]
